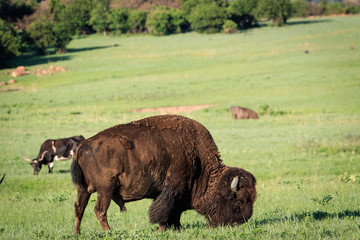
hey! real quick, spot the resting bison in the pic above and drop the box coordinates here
[23,135,85,175]
[71,115,256,233]
[230,106,259,119]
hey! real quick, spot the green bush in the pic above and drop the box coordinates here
[257,0,292,26]
[223,20,238,33]
[89,1,110,35]
[327,2,345,15]
[169,8,190,33]
[27,19,56,55]
[345,5,360,14]
[188,2,227,33]
[0,19,22,66]
[53,22,72,53]
[146,7,176,36]
[109,7,129,35]
[291,0,309,18]
[128,9,147,33]
[227,0,258,29]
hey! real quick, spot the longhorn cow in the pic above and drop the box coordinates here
[23,135,85,175]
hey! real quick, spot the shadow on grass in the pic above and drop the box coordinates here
[5,45,118,69]
[287,19,333,26]
[256,209,360,225]
[8,54,72,68]
[67,45,118,53]
[58,169,71,174]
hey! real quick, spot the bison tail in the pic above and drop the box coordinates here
[71,152,86,189]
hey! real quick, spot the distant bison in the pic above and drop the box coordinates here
[23,136,85,175]
[71,115,256,233]
[230,106,259,119]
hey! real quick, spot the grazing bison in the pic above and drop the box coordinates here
[71,115,256,233]
[230,106,259,119]
[23,135,85,175]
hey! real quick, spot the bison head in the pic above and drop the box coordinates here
[207,167,257,226]
[23,151,47,175]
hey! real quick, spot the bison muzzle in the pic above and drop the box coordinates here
[71,115,256,233]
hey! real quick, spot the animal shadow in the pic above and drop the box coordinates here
[255,209,360,225]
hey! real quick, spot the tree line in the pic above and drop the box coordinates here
[1,0,359,67]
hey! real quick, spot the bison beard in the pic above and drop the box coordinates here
[71,115,256,233]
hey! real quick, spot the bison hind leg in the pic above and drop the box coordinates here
[149,186,182,231]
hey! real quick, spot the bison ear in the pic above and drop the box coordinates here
[230,176,239,192]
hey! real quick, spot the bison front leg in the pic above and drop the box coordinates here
[74,187,91,234]
[94,191,112,231]
[112,191,127,212]
[149,185,184,231]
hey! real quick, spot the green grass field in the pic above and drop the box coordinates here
[1,15,360,239]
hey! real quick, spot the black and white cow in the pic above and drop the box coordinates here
[23,136,85,175]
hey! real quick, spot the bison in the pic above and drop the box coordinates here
[71,115,256,233]
[230,106,259,119]
[23,135,85,175]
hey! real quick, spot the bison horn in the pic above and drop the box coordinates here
[22,153,33,162]
[231,176,239,192]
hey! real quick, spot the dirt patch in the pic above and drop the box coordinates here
[133,104,214,114]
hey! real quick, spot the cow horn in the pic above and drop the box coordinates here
[22,153,33,162]
[231,176,239,192]
[38,151,47,162]
[0,174,5,184]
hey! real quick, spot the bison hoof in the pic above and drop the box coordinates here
[158,225,167,232]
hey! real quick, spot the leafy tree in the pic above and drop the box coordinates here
[257,0,292,27]
[128,9,147,33]
[53,22,72,53]
[0,0,34,23]
[66,0,94,35]
[187,2,227,33]
[291,0,309,18]
[169,8,189,33]
[90,1,110,35]
[109,7,129,35]
[146,7,176,36]
[319,0,328,15]
[50,0,66,22]
[0,19,22,66]
[27,19,56,55]
[227,0,258,29]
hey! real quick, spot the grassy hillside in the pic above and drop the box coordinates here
[0,15,359,239]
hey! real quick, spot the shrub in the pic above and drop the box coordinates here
[169,8,190,33]
[27,19,56,55]
[109,7,129,35]
[223,20,238,33]
[345,5,360,14]
[128,9,147,33]
[257,0,292,27]
[187,2,227,33]
[291,0,309,18]
[146,7,176,36]
[327,2,345,15]
[53,22,72,53]
[89,1,110,35]
[0,19,22,66]
[227,0,258,29]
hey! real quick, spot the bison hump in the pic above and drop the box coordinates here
[119,136,133,149]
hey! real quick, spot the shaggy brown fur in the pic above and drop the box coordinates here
[71,115,256,233]
[230,106,259,119]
